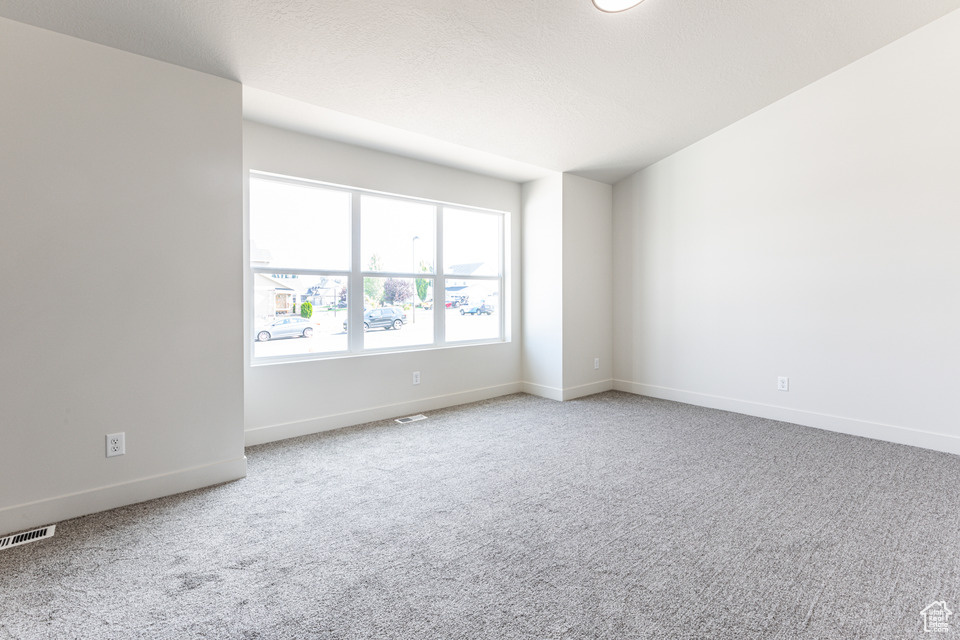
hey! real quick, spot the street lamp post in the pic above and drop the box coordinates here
[411,235,420,323]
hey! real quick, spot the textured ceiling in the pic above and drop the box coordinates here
[1,1,958,183]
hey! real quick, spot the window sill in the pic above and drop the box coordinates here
[249,338,511,367]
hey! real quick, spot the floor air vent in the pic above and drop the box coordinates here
[395,414,428,424]
[0,525,56,551]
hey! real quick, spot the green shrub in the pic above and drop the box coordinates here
[300,301,313,319]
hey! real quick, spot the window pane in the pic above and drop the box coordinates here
[253,274,348,357]
[444,209,500,277]
[361,196,435,274]
[250,177,351,271]
[362,277,434,350]
[445,279,501,342]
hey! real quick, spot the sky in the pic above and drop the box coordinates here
[250,176,502,276]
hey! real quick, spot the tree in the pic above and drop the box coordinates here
[300,301,313,319]
[415,259,431,305]
[363,254,384,306]
[383,278,413,306]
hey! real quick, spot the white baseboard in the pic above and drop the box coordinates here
[521,381,564,401]
[0,456,247,537]
[614,380,960,456]
[562,379,614,400]
[244,382,524,446]
[522,380,613,401]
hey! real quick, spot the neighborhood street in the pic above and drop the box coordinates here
[253,306,499,358]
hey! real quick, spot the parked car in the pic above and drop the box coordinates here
[445,296,468,308]
[460,303,494,316]
[342,306,408,331]
[256,316,314,342]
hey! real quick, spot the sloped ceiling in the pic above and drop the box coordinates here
[1,0,957,183]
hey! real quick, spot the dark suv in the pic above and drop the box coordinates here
[343,307,408,331]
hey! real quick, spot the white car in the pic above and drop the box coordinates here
[256,317,314,341]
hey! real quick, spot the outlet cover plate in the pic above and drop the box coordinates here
[106,433,125,457]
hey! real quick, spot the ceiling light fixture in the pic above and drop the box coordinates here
[592,0,646,12]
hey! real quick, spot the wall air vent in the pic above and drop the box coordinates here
[395,414,428,424]
[0,525,56,551]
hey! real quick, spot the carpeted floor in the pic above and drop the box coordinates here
[2,391,959,639]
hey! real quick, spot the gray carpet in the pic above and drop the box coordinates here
[2,391,960,639]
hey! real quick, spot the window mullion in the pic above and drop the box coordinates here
[348,191,362,353]
[435,205,445,346]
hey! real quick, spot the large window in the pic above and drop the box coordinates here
[249,172,505,360]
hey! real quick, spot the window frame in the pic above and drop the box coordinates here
[249,170,506,364]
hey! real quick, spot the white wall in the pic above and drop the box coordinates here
[520,174,564,397]
[521,174,613,401]
[243,122,523,444]
[561,174,613,398]
[0,18,245,535]
[613,10,960,454]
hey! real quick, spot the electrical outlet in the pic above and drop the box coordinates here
[594,357,600,370]
[777,377,789,392]
[412,371,421,385]
[106,432,125,457]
